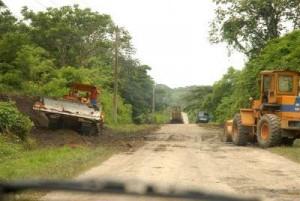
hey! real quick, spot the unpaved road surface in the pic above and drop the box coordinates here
[42,124,300,201]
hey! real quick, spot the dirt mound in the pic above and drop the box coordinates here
[30,125,159,152]
[30,128,89,147]
[94,127,158,152]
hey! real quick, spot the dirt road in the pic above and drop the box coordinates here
[42,124,300,201]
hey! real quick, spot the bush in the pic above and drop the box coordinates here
[0,101,34,140]
[1,71,24,89]
[152,111,170,124]
[100,89,132,125]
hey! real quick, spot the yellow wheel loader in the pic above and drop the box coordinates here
[221,70,300,148]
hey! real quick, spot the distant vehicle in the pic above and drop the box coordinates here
[33,83,104,136]
[196,112,209,123]
[170,106,184,124]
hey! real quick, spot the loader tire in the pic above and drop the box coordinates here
[257,114,281,148]
[220,127,232,142]
[81,122,93,136]
[232,114,249,146]
[81,122,101,136]
[95,122,102,136]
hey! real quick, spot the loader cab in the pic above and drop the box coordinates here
[260,70,299,105]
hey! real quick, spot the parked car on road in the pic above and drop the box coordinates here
[196,112,209,123]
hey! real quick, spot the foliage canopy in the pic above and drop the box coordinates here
[210,0,300,58]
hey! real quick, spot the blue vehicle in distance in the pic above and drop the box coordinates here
[196,112,209,123]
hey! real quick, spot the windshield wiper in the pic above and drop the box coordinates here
[0,179,260,201]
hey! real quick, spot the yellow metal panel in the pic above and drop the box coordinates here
[240,109,254,126]
[280,96,296,105]
[280,117,300,129]
[281,112,300,118]
[276,96,282,104]
[252,100,261,118]
[226,120,233,137]
[281,118,288,129]
[253,100,261,110]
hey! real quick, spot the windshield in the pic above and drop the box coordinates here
[278,75,293,93]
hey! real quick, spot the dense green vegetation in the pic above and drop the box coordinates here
[0,135,114,181]
[170,86,198,107]
[185,30,300,124]
[0,101,33,139]
[0,1,170,124]
[210,0,300,58]
[183,86,213,122]
[183,0,300,124]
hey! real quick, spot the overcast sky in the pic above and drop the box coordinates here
[3,0,246,88]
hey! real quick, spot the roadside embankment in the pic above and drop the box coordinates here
[0,93,159,182]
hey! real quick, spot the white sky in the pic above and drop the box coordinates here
[3,0,246,88]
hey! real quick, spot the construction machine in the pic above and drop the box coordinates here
[170,106,184,124]
[33,83,104,136]
[221,70,300,148]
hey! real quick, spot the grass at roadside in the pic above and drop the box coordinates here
[1,122,158,181]
[0,121,158,200]
[271,140,300,163]
[0,134,114,200]
[0,135,114,181]
[152,111,171,124]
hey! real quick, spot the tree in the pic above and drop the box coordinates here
[206,30,300,123]
[183,67,240,123]
[119,61,154,118]
[183,86,213,112]
[21,5,133,68]
[154,84,171,112]
[0,0,18,37]
[236,30,300,101]
[13,45,56,83]
[0,3,153,124]
[0,32,31,64]
[210,0,300,58]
